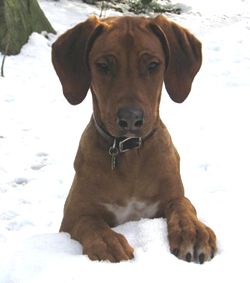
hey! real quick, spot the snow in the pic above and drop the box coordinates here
[1,0,250,282]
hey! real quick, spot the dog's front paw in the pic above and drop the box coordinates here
[83,229,134,262]
[168,214,217,264]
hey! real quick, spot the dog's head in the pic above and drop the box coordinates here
[52,15,201,138]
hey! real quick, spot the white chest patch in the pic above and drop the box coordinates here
[104,199,159,225]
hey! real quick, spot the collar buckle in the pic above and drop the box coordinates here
[118,137,142,153]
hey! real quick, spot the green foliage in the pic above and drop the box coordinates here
[83,0,182,16]
[128,0,182,15]
[141,0,153,4]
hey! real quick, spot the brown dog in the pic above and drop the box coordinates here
[52,15,217,264]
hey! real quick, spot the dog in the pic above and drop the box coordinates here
[52,15,217,264]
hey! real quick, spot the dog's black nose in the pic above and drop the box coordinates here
[117,107,144,131]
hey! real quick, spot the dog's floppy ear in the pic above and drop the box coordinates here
[151,15,202,103]
[52,16,102,105]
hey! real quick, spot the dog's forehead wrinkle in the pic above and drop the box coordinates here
[104,16,146,31]
[100,17,151,50]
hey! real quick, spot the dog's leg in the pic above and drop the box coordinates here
[71,216,134,262]
[165,197,217,263]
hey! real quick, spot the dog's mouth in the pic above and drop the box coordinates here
[111,121,154,138]
[112,124,156,140]
[116,129,143,139]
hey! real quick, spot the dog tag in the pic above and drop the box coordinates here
[109,140,119,170]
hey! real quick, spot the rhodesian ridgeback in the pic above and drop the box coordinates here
[52,15,217,263]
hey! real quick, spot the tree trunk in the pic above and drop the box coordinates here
[0,0,55,55]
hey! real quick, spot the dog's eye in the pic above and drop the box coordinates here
[96,62,110,74]
[148,62,160,72]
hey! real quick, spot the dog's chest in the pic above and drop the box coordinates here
[103,199,159,225]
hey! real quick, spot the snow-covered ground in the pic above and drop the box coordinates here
[1,0,250,282]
